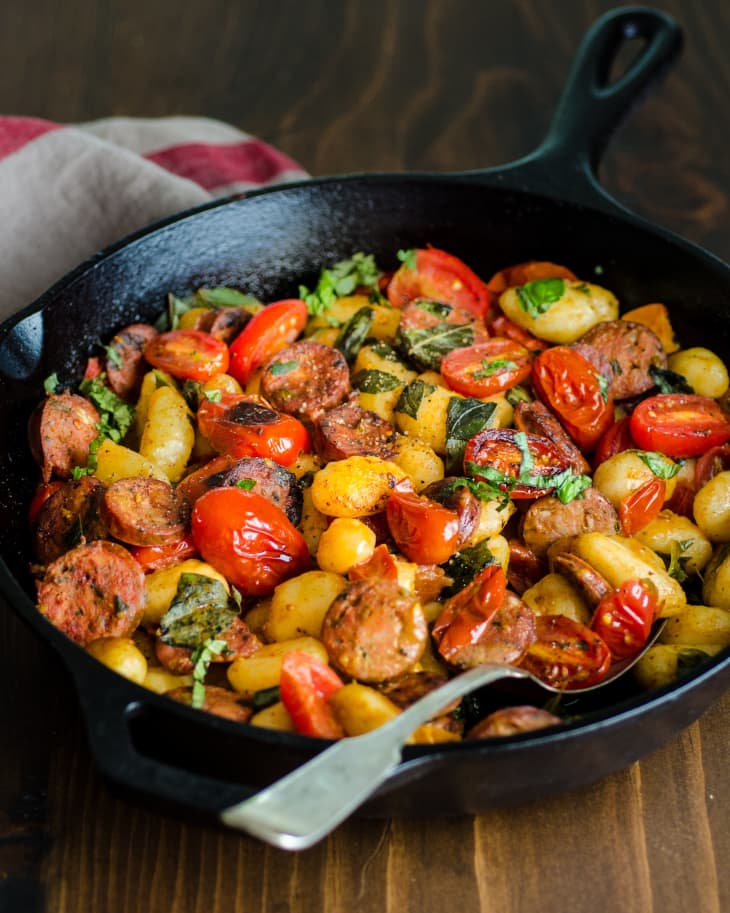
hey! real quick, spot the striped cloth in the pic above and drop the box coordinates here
[0,116,308,321]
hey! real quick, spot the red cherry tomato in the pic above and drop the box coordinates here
[486,313,549,353]
[464,428,572,499]
[531,346,614,452]
[593,416,636,468]
[28,480,64,525]
[630,394,730,458]
[385,482,460,565]
[591,580,657,660]
[279,651,345,739]
[191,488,310,596]
[348,543,399,582]
[130,533,198,572]
[695,444,730,489]
[143,329,229,381]
[387,247,491,318]
[619,477,666,537]
[486,260,577,296]
[228,299,308,385]
[197,393,310,467]
[432,564,507,662]
[519,614,612,689]
[441,339,533,398]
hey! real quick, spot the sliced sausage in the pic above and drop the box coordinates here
[36,540,145,646]
[33,475,108,564]
[28,393,100,482]
[467,705,562,739]
[422,478,481,546]
[441,590,536,670]
[196,307,251,343]
[513,400,590,474]
[520,487,619,558]
[102,477,191,547]
[379,670,462,734]
[155,615,262,674]
[578,319,667,400]
[550,552,613,609]
[260,341,350,420]
[314,401,396,462]
[506,540,548,594]
[105,323,158,399]
[177,455,302,525]
[321,578,428,682]
[166,685,253,723]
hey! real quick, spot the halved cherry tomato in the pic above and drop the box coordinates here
[630,393,730,458]
[486,313,549,353]
[83,356,103,380]
[130,533,198,572]
[143,329,229,381]
[464,428,571,499]
[228,298,308,385]
[387,247,491,318]
[695,443,730,489]
[619,477,666,536]
[432,564,507,662]
[486,261,577,296]
[531,345,614,452]
[279,651,345,739]
[28,480,64,526]
[591,580,657,660]
[519,614,612,689]
[441,339,532,398]
[593,416,636,468]
[348,543,399,581]
[397,297,489,336]
[197,392,310,467]
[385,481,460,565]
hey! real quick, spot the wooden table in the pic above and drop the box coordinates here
[1,1,729,911]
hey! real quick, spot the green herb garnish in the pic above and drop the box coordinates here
[636,450,681,480]
[191,638,228,709]
[397,248,418,271]
[515,277,565,319]
[72,376,135,478]
[299,252,381,316]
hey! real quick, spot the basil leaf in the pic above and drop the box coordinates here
[553,473,592,504]
[667,540,689,582]
[252,685,281,711]
[158,291,197,331]
[505,385,531,407]
[636,450,681,479]
[103,342,123,370]
[397,322,475,371]
[369,341,401,361]
[268,360,299,376]
[351,369,402,394]
[395,380,432,419]
[410,299,453,320]
[44,373,61,394]
[73,375,136,477]
[471,357,518,381]
[444,397,497,475]
[442,476,510,506]
[334,306,374,364]
[191,638,228,709]
[236,478,256,491]
[440,540,496,599]
[194,287,260,309]
[515,278,565,319]
[397,248,417,271]
[300,252,381,315]
[649,365,694,395]
[160,573,238,648]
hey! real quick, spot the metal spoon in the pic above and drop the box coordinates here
[221,621,665,849]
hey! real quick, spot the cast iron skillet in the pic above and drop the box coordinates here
[1,6,729,827]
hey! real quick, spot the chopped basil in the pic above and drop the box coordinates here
[440,540,496,598]
[369,341,401,361]
[395,380,432,419]
[444,397,497,475]
[72,376,135,478]
[597,373,611,402]
[159,573,238,648]
[335,306,374,364]
[194,287,260,309]
[667,540,690,582]
[43,373,61,394]
[515,277,565,319]
[471,357,518,381]
[575,283,592,295]
[649,365,694,395]
[191,638,228,709]
[636,450,681,480]
[252,685,281,711]
[396,321,475,371]
[505,385,532,407]
[299,252,381,315]
[268,360,299,376]
[203,387,222,403]
[397,248,417,271]
[553,472,592,504]
[103,342,123,370]
[351,369,402,394]
[235,479,256,491]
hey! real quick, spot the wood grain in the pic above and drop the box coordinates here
[1,1,729,911]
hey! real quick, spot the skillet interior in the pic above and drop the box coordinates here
[1,175,730,817]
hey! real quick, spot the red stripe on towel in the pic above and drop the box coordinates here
[0,117,60,160]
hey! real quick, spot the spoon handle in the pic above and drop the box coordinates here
[220,663,529,849]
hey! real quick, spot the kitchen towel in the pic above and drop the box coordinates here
[0,115,308,322]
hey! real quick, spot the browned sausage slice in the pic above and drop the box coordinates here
[549,552,613,609]
[578,319,667,400]
[520,487,619,558]
[314,401,397,461]
[379,670,462,734]
[33,476,108,564]
[422,478,481,546]
[155,616,262,674]
[513,400,591,474]
[36,540,145,646]
[28,393,100,482]
[105,323,158,399]
[322,578,428,682]
[166,685,254,722]
[196,307,251,343]
[506,539,548,594]
[260,341,350,420]
[441,590,536,670]
[467,705,562,739]
[102,477,191,547]
[177,455,302,524]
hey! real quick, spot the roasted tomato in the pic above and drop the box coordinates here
[630,393,730,458]
[279,650,345,739]
[694,443,730,489]
[387,247,491,318]
[441,339,533,398]
[27,480,64,525]
[130,533,198,572]
[485,313,549,353]
[464,428,572,499]
[191,488,310,595]
[197,392,310,466]
[143,329,230,382]
[619,477,666,536]
[531,345,614,452]
[385,481,460,565]
[486,260,577,296]
[228,298,308,385]
[432,564,507,663]
[519,614,612,689]
[591,580,657,660]
[348,543,399,581]
[593,416,636,468]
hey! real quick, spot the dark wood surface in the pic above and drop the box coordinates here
[1,1,729,911]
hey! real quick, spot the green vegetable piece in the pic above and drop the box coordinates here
[396,322,475,371]
[159,573,238,648]
[515,277,566,319]
[268,360,299,376]
[440,540,496,598]
[335,306,374,364]
[636,450,681,480]
[44,373,61,395]
[191,638,228,709]
[397,248,417,271]
[395,380,432,419]
[72,375,136,478]
[252,685,281,711]
[299,252,381,316]
[194,287,260,309]
[649,365,695,395]
[444,397,496,475]
[236,479,256,491]
[351,369,402,394]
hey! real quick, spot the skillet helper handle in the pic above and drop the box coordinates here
[481,6,683,206]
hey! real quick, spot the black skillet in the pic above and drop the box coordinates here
[1,6,729,827]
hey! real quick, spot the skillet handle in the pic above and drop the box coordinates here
[468,6,683,210]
